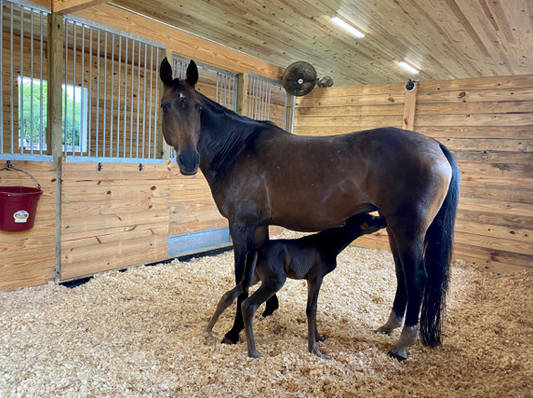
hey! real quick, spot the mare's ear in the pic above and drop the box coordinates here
[160,57,173,86]
[186,60,199,87]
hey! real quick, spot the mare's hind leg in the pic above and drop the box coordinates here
[242,277,286,358]
[376,228,407,335]
[254,226,280,318]
[388,233,427,362]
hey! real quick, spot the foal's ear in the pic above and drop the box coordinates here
[186,60,199,87]
[160,57,173,86]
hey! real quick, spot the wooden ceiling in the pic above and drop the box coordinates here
[108,0,533,86]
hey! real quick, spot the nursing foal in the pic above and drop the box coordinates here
[204,212,387,359]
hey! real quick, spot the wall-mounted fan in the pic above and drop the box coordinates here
[281,61,335,96]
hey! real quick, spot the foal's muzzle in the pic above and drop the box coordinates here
[177,149,200,175]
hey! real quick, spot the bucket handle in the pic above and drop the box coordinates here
[0,160,41,190]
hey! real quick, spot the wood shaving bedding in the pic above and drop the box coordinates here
[1,231,532,397]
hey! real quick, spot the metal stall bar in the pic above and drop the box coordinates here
[62,15,164,162]
[0,1,3,155]
[19,6,23,154]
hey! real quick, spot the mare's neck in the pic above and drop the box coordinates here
[196,94,258,184]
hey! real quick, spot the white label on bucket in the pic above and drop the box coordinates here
[13,210,29,223]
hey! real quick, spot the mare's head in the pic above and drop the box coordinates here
[160,58,202,175]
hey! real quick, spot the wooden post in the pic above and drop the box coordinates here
[236,73,249,117]
[402,82,418,131]
[284,94,295,133]
[157,49,173,160]
[47,13,64,282]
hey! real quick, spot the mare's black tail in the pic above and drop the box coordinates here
[420,143,460,347]
[241,251,258,295]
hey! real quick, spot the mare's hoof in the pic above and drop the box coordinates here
[221,335,238,345]
[387,348,407,362]
[261,308,277,318]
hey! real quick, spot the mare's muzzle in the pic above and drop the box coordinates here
[177,148,200,175]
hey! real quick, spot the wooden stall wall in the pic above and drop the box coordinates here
[415,76,533,273]
[60,160,171,280]
[294,76,533,273]
[0,161,56,290]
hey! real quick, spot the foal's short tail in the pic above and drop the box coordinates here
[241,251,259,295]
[420,143,460,347]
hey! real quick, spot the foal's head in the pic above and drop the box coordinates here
[160,58,202,175]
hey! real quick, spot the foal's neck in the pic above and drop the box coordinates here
[307,224,364,256]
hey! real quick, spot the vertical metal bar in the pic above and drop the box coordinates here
[130,41,135,158]
[110,34,114,157]
[10,4,14,154]
[247,77,251,118]
[136,41,141,158]
[250,77,255,118]
[30,11,34,154]
[283,89,287,130]
[96,29,99,157]
[64,20,68,155]
[267,83,272,120]
[123,38,128,158]
[0,1,3,154]
[148,45,153,158]
[142,43,147,158]
[154,49,160,158]
[117,36,121,157]
[215,72,219,103]
[19,6,24,154]
[102,31,107,158]
[39,11,43,154]
[80,24,85,156]
[88,27,92,156]
[72,23,76,156]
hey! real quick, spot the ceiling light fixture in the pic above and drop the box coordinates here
[330,16,365,39]
[398,61,419,74]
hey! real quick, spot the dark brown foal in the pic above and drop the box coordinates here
[204,212,387,359]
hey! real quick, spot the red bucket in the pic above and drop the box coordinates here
[0,186,43,231]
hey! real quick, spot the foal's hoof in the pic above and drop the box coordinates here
[387,347,407,362]
[221,335,239,345]
[376,325,393,335]
[249,351,261,359]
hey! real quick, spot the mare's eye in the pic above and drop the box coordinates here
[161,103,170,114]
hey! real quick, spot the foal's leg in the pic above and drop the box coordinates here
[376,228,407,335]
[242,277,286,358]
[223,223,257,344]
[307,275,325,359]
[254,226,279,318]
[388,234,427,361]
[204,283,243,337]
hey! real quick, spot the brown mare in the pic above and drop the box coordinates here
[159,58,460,361]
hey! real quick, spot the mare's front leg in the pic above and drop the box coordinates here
[254,226,279,318]
[223,222,257,344]
[307,276,325,359]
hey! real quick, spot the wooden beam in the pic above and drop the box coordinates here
[402,82,418,131]
[53,0,106,14]
[72,4,283,81]
[47,13,64,282]
[236,73,249,117]
[157,48,173,160]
